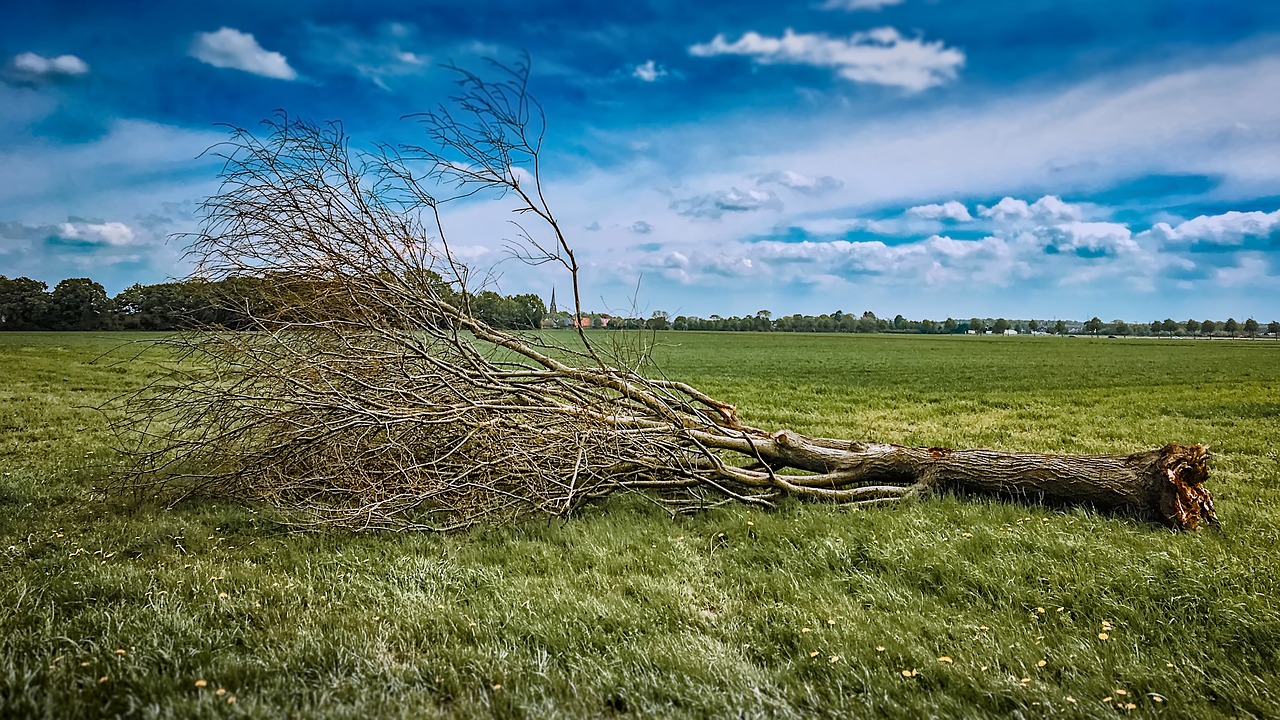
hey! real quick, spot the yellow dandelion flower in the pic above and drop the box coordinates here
[938,656,953,664]
[195,679,208,688]
[1098,633,1109,640]
[810,651,820,658]
[1037,660,1047,667]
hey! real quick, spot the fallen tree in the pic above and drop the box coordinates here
[112,58,1217,532]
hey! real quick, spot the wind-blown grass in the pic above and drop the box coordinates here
[1,331,1277,718]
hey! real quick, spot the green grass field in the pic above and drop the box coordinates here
[2,331,1278,718]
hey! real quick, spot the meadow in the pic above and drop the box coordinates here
[1,331,1278,718]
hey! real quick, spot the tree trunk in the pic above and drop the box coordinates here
[695,430,1217,530]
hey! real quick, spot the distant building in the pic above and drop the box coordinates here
[573,313,611,328]
[542,288,558,329]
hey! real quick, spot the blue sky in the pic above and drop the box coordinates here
[2,0,1279,321]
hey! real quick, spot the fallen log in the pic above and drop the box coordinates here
[699,432,1217,530]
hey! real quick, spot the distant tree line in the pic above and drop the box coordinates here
[3,275,1274,338]
[593,310,1280,339]
[0,275,545,332]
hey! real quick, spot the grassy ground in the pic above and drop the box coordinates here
[1,331,1278,719]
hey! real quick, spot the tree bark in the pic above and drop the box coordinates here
[693,430,1216,530]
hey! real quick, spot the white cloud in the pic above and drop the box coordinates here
[689,27,964,92]
[57,220,138,246]
[1143,209,1280,246]
[670,187,782,219]
[978,195,1083,223]
[819,0,906,10]
[190,28,297,80]
[757,170,844,196]
[906,200,971,222]
[1040,221,1139,256]
[632,60,667,82]
[10,52,89,79]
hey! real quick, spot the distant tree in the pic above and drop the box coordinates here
[0,276,52,330]
[893,313,907,330]
[1243,318,1259,338]
[1162,319,1178,336]
[1268,320,1280,339]
[1224,317,1238,338]
[1115,321,1131,336]
[1201,319,1216,336]
[1184,318,1200,336]
[919,319,937,334]
[1149,320,1162,336]
[992,318,1010,334]
[943,317,958,334]
[856,311,879,334]
[1028,319,1039,333]
[968,317,986,334]
[645,311,670,331]
[511,294,547,330]
[472,291,546,330]
[754,309,772,332]
[1085,317,1104,337]
[113,281,216,330]
[1055,319,1067,336]
[49,278,111,330]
